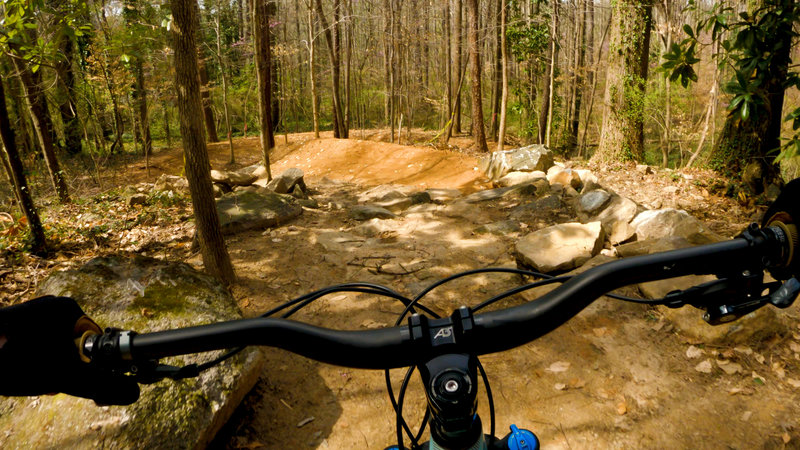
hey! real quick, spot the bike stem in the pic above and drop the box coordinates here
[419,353,483,449]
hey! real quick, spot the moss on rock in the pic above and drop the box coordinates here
[0,255,264,449]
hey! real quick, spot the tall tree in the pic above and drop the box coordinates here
[591,0,653,164]
[315,0,345,138]
[453,0,463,134]
[466,0,488,152]
[170,0,236,284]
[254,0,275,176]
[53,23,82,155]
[9,41,71,203]
[195,3,219,143]
[0,78,47,255]
[497,0,508,151]
[124,0,153,158]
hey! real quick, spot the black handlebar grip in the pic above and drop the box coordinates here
[762,178,800,279]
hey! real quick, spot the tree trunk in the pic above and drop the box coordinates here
[195,3,219,143]
[444,0,452,129]
[216,0,235,164]
[270,1,281,136]
[466,0,488,152]
[315,0,344,138]
[255,0,275,176]
[12,55,71,203]
[170,0,235,285]
[544,0,558,148]
[711,0,793,181]
[591,0,653,164]
[54,31,82,155]
[453,0,463,134]
[489,0,502,140]
[497,0,508,151]
[306,0,320,138]
[567,0,586,153]
[0,78,47,255]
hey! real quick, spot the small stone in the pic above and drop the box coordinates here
[694,360,713,373]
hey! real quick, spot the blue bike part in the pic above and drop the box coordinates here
[506,424,539,450]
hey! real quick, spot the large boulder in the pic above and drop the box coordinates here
[515,221,605,273]
[477,144,554,180]
[496,171,546,188]
[254,168,306,194]
[0,256,264,449]
[153,174,190,194]
[210,169,258,187]
[576,189,612,215]
[630,208,707,241]
[216,190,303,235]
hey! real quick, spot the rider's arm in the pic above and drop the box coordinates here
[0,296,139,405]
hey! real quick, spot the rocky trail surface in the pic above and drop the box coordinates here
[1,131,799,449]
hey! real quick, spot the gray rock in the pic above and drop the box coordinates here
[290,184,306,199]
[496,171,546,187]
[462,187,515,203]
[635,164,654,175]
[0,256,265,449]
[374,196,413,213]
[509,195,563,220]
[264,168,306,194]
[477,144,554,180]
[153,174,189,194]
[578,189,611,215]
[474,220,521,235]
[210,169,258,187]
[425,188,462,203]
[349,205,396,220]
[128,193,148,206]
[515,221,605,273]
[409,191,432,204]
[216,190,303,234]
[212,184,224,198]
[631,208,706,241]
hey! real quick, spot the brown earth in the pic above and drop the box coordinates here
[4,131,800,449]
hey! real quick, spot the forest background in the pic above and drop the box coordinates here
[0,0,799,279]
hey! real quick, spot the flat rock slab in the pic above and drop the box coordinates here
[515,221,605,273]
[478,144,554,180]
[462,187,515,203]
[496,171,546,187]
[217,190,303,234]
[349,205,396,220]
[425,188,462,203]
[210,169,258,187]
[577,189,611,215]
[631,208,706,240]
[0,255,264,449]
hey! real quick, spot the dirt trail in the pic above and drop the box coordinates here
[174,134,800,450]
[55,132,800,449]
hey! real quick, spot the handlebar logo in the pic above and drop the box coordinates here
[434,327,453,340]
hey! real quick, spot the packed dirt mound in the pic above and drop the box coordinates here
[271,138,488,192]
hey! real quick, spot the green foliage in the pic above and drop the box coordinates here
[0,0,91,71]
[660,0,800,162]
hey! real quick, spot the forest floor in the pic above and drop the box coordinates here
[2,130,800,449]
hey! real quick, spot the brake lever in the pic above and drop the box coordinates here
[665,277,800,326]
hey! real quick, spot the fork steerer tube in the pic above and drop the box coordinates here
[88,226,785,370]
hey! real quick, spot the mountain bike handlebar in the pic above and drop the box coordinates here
[84,222,797,372]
